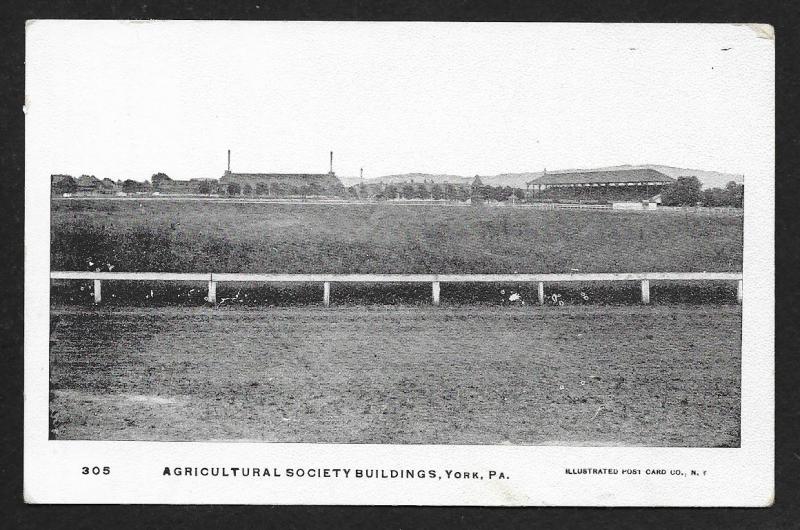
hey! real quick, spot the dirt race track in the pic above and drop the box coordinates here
[49,304,741,447]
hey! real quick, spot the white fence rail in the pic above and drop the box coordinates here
[51,271,743,305]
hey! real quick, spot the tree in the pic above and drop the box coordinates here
[488,186,513,202]
[308,182,323,196]
[701,187,727,207]
[513,188,525,200]
[284,185,295,196]
[445,183,466,201]
[661,176,701,206]
[151,173,172,189]
[431,183,443,200]
[122,179,141,193]
[242,183,253,195]
[401,183,415,199]
[336,183,350,199]
[198,181,212,195]
[227,183,241,196]
[472,185,490,202]
[452,185,469,201]
[272,182,283,196]
[700,181,744,208]
[52,175,77,194]
[726,181,744,208]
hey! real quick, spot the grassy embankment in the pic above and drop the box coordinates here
[50,200,743,305]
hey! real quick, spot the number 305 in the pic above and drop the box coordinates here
[82,466,110,475]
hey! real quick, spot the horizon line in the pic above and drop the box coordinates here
[52,162,747,184]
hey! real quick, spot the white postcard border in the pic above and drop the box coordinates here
[24,21,774,506]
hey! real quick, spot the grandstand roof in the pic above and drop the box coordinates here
[527,168,674,186]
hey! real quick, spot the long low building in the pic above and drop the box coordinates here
[218,150,345,197]
[219,170,344,196]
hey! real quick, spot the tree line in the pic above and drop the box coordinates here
[349,182,526,201]
[660,176,744,207]
[53,171,743,208]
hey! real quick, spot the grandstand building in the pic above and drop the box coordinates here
[526,168,675,202]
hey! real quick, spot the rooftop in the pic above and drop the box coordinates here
[528,168,675,186]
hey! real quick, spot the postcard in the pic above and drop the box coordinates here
[25,20,773,505]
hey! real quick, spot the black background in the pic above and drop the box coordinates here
[2,1,797,528]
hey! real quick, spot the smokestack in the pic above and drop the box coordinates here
[360,168,363,180]
[330,151,333,174]
[227,149,231,172]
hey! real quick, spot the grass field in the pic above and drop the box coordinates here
[49,304,741,446]
[49,200,743,446]
[51,200,743,274]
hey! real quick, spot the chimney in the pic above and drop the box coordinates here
[227,149,231,172]
[360,168,363,180]
[330,151,334,174]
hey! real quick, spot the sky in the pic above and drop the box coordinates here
[26,22,774,181]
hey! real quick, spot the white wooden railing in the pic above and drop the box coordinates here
[51,271,743,305]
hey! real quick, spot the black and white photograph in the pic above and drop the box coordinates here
[24,21,774,505]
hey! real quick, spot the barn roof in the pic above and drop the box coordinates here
[527,168,674,186]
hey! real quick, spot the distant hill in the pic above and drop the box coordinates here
[636,165,744,189]
[337,176,366,187]
[356,165,745,190]
[479,172,540,188]
[361,173,472,185]
[481,165,745,190]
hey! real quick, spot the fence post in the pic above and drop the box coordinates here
[432,281,440,306]
[736,279,742,304]
[208,279,217,304]
[537,282,545,305]
[641,279,650,304]
[93,279,102,304]
[323,281,330,306]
